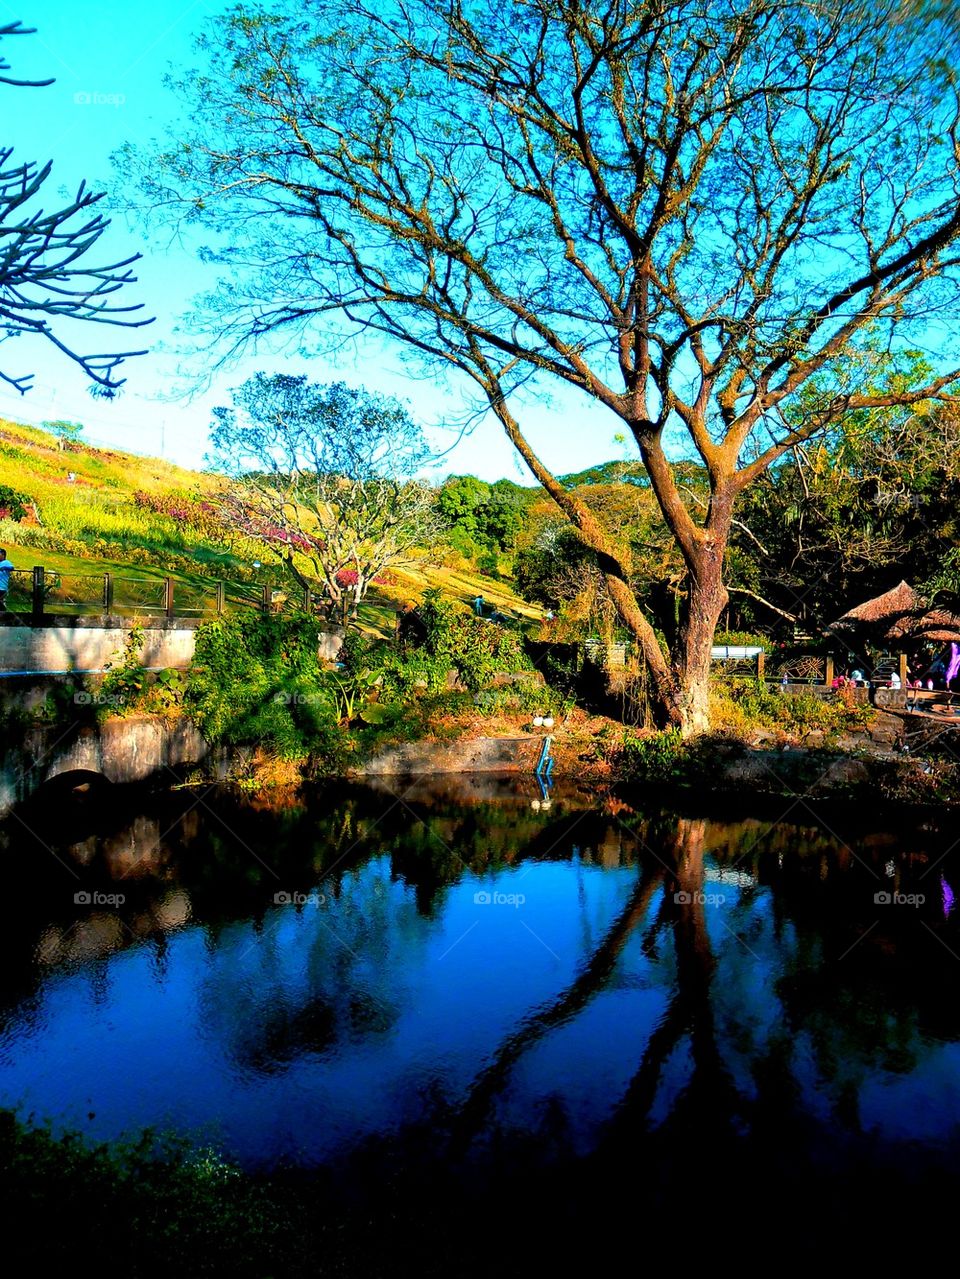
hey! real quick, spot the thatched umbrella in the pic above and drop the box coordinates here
[828,581,919,643]
[828,582,960,648]
[904,609,960,644]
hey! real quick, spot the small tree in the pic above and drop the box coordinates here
[209,376,438,623]
[437,475,525,554]
[43,419,84,451]
[0,482,28,521]
[0,21,149,395]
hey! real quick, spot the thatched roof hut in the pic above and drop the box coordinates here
[902,610,960,644]
[828,581,960,647]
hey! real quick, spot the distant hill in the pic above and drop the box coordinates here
[559,460,650,487]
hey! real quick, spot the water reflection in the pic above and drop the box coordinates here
[0,778,959,1188]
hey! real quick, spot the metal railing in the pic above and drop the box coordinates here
[767,654,827,685]
[0,567,328,624]
[573,637,836,685]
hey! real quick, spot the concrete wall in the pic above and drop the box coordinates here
[0,621,198,673]
[0,674,87,716]
[0,714,216,814]
[0,620,345,673]
[356,736,539,776]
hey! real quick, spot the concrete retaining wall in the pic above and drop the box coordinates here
[356,736,540,776]
[0,719,542,813]
[0,622,198,673]
[0,620,345,673]
[0,714,215,814]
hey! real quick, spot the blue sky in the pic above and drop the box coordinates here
[1,1,626,482]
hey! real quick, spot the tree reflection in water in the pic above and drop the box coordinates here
[1,777,959,1210]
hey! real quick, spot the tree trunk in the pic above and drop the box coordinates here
[676,543,729,737]
[485,391,730,734]
[600,561,684,730]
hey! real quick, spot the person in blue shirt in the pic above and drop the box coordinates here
[0,549,13,612]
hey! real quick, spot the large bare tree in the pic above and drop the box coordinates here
[130,0,960,731]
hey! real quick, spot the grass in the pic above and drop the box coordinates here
[0,419,541,636]
[0,542,264,618]
[0,418,250,572]
[385,561,541,621]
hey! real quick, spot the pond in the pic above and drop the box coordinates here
[2,773,960,1262]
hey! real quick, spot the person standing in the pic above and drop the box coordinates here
[0,549,14,613]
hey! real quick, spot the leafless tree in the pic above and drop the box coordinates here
[0,20,149,395]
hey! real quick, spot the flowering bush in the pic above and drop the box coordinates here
[132,489,232,546]
[133,490,192,522]
[0,483,29,522]
[331,566,394,592]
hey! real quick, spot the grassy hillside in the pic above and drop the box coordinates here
[0,419,540,632]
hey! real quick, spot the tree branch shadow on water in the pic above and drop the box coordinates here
[446,864,666,1157]
[598,819,746,1151]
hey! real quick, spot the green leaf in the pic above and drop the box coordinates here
[359,702,391,724]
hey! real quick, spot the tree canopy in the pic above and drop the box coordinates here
[128,0,960,730]
[437,475,526,554]
[209,376,437,622]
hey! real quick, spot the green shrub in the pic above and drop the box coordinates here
[473,679,551,715]
[475,550,500,577]
[711,678,874,740]
[100,625,149,708]
[0,1110,300,1273]
[378,590,531,699]
[185,614,344,762]
[97,634,188,719]
[419,590,530,692]
[0,482,29,521]
[617,729,692,782]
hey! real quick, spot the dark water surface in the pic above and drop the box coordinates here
[2,774,960,1263]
